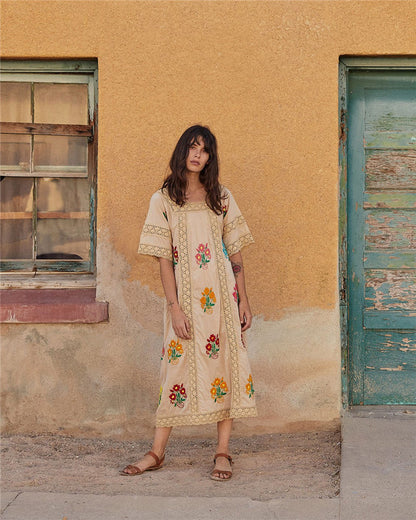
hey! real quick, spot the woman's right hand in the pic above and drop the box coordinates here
[170,304,191,340]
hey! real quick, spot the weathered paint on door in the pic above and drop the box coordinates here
[347,70,416,405]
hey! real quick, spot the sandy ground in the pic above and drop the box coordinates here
[1,430,340,500]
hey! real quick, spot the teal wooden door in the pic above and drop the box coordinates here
[347,70,416,405]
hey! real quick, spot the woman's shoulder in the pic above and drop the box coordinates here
[220,185,232,199]
[150,188,170,204]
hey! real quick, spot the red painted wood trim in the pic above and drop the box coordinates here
[0,289,108,323]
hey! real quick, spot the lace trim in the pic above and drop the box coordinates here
[142,224,170,238]
[177,211,198,414]
[138,243,172,260]
[226,233,254,256]
[161,189,208,212]
[156,406,257,427]
[223,215,247,235]
[210,211,241,409]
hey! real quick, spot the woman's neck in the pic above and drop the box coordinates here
[185,172,206,202]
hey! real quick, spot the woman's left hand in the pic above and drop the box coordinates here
[239,299,252,331]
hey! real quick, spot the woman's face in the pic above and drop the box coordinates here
[185,137,210,174]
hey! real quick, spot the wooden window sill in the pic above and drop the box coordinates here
[0,288,108,323]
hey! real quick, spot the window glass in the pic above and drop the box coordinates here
[34,83,88,125]
[0,177,33,260]
[0,134,31,172]
[0,82,31,122]
[37,219,89,260]
[33,135,88,174]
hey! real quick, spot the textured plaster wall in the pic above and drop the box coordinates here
[1,0,416,437]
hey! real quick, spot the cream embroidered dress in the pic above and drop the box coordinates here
[138,187,257,427]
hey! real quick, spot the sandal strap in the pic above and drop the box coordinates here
[214,452,233,464]
[145,450,161,467]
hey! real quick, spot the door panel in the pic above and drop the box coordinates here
[347,70,416,405]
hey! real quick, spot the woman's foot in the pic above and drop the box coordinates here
[119,450,165,476]
[210,453,233,481]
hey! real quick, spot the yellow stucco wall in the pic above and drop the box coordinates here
[1,0,415,437]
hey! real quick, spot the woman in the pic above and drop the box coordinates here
[120,125,257,481]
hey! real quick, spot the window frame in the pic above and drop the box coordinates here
[0,60,98,274]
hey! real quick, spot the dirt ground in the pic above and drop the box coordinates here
[1,430,340,500]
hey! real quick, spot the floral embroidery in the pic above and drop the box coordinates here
[245,374,255,398]
[169,383,187,408]
[200,287,216,314]
[222,205,228,217]
[158,386,163,406]
[210,377,228,403]
[205,334,220,359]
[233,284,239,303]
[168,339,183,365]
[172,246,179,267]
[222,240,229,260]
[195,243,211,269]
[163,211,168,222]
[161,344,165,360]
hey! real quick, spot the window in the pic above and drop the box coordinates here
[0,61,106,323]
[0,60,97,273]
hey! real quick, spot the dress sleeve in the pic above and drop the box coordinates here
[138,191,173,261]
[222,189,254,256]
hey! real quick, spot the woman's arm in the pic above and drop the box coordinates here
[159,257,191,340]
[229,251,252,331]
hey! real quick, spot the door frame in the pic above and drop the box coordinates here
[338,56,416,408]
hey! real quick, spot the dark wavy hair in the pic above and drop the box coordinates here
[162,125,223,214]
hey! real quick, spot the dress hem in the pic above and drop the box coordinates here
[155,406,258,427]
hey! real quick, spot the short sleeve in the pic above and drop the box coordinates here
[222,189,254,256]
[138,191,172,261]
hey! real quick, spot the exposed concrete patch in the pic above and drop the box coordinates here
[1,233,340,438]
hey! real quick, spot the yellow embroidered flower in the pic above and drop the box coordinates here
[213,378,221,386]
[167,348,172,357]
[246,383,251,393]
[169,340,176,348]
[210,388,217,396]
[176,343,183,353]
[220,381,228,391]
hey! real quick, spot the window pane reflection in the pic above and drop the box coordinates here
[0,220,32,260]
[0,134,31,171]
[0,177,33,212]
[34,83,88,125]
[33,135,88,174]
[0,82,32,122]
[37,219,89,260]
[37,178,89,212]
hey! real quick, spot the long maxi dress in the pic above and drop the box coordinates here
[138,187,257,427]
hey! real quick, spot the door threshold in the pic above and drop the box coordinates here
[344,405,416,419]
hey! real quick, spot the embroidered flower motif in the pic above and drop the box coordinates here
[245,374,255,398]
[195,243,211,269]
[205,333,220,359]
[161,344,165,360]
[233,284,239,304]
[222,240,229,260]
[222,205,228,217]
[168,339,183,365]
[158,386,163,406]
[172,246,179,267]
[211,377,228,403]
[200,287,216,314]
[163,211,168,222]
[169,383,187,407]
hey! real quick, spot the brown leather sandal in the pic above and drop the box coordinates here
[119,451,165,476]
[210,453,233,481]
